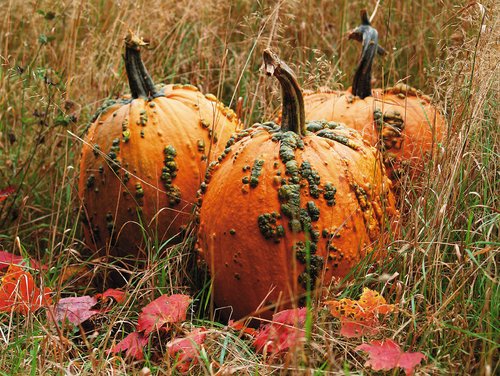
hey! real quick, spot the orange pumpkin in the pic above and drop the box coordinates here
[196,50,398,320]
[79,33,240,260]
[304,11,446,181]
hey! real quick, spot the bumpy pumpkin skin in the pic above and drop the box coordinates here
[304,85,445,180]
[196,50,398,320]
[79,36,240,259]
[304,11,446,181]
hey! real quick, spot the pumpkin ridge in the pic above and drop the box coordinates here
[309,136,375,236]
[151,95,232,208]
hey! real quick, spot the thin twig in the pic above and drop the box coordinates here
[370,0,381,23]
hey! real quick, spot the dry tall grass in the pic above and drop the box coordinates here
[0,0,498,374]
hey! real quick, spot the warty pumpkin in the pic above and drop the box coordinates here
[78,33,240,260]
[304,10,446,182]
[196,49,398,320]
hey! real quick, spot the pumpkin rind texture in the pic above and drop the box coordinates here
[196,50,398,320]
[78,35,240,259]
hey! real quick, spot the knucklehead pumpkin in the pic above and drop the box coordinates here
[196,50,398,319]
[79,33,240,259]
[304,11,446,182]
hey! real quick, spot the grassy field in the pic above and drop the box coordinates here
[0,0,498,374]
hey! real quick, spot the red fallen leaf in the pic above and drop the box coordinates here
[95,288,126,304]
[167,327,207,372]
[229,320,257,336]
[0,186,15,203]
[0,251,23,270]
[0,265,52,315]
[110,331,149,360]
[253,307,307,355]
[54,296,99,325]
[356,339,426,376]
[325,288,394,338]
[0,250,46,271]
[137,294,191,335]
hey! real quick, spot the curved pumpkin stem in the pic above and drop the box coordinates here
[124,32,158,99]
[349,9,383,99]
[262,49,306,136]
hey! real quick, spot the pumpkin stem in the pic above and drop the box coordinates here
[349,9,384,99]
[262,49,306,136]
[124,32,157,99]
